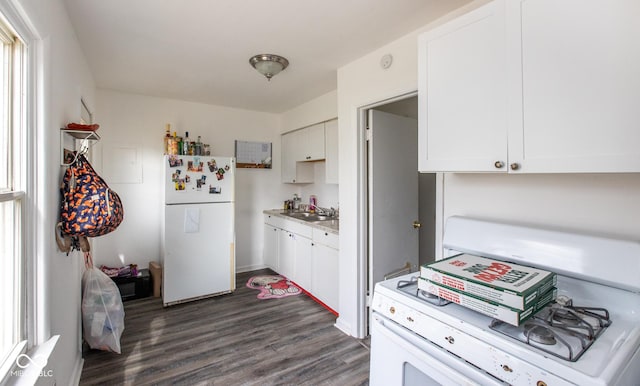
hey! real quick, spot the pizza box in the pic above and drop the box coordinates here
[420,254,557,310]
[418,278,557,326]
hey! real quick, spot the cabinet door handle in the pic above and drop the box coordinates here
[510,163,520,171]
[412,221,421,229]
[494,161,504,169]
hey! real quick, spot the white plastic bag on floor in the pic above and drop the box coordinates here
[81,253,125,354]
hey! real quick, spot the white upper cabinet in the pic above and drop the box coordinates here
[281,119,338,184]
[418,0,508,172]
[299,123,325,161]
[324,119,339,184]
[507,0,640,172]
[419,0,640,173]
[281,129,313,183]
[281,132,296,183]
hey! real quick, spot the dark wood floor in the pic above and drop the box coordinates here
[80,269,370,385]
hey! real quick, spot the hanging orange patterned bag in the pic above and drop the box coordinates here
[59,153,124,237]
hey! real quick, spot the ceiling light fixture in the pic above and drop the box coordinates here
[249,54,289,81]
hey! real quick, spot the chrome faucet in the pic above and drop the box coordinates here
[315,206,337,218]
[314,206,328,215]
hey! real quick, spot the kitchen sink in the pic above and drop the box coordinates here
[284,211,334,222]
[288,212,313,218]
[309,219,339,229]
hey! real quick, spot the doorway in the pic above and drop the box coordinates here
[361,94,437,335]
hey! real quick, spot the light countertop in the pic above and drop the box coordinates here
[263,209,339,234]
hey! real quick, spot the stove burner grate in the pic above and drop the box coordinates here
[543,303,612,342]
[396,276,450,307]
[490,300,612,362]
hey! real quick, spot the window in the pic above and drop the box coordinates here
[0,14,27,375]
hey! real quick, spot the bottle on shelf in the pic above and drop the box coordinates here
[183,131,190,155]
[163,124,171,154]
[195,136,203,156]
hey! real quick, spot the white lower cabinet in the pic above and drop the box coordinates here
[278,229,296,279]
[263,223,279,271]
[294,235,313,290]
[311,241,339,311]
[264,214,339,313]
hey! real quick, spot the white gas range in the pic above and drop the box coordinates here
[370,216,640,386]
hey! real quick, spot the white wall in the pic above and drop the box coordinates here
[442,173,640,241]
[335,0,640,338]
[9,0,96,384]
[298,162,339,209]
[336,11,438,337]
[281,90,337,134]
[92,89,294,273]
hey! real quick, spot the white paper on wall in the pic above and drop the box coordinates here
[184,208,200,233]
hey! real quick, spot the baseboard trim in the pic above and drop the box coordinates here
[334,318,353,337]
[69,357,84,385]
[236,263,267,273]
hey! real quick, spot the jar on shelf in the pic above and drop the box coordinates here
[167,132,181,155]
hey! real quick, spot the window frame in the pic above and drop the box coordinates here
[0,0,41,382]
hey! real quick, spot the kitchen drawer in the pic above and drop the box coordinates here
[264,214,286,229]
[313,228,339,250]
[264,214,314,238]
[282,218,312,239]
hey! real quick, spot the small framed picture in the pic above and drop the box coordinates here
[235,140,272,169]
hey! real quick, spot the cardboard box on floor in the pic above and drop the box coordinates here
[149,261,162,297]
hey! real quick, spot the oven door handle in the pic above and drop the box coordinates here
[372,314,507,386]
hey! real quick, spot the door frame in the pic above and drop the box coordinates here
[356,91,445,337]
[357,90,416,337]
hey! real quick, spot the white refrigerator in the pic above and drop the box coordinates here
[162,155,235,306]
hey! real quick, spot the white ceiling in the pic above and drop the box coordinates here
[63,0,471,113]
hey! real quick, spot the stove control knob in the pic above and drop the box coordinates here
[444,336,455,344]
[389,306,395,314]
[502,365,513,373]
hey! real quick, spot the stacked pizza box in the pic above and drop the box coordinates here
[419,254,557,326]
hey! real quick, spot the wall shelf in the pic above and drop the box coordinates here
[60,128,100,165]
[61,129,100,141]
